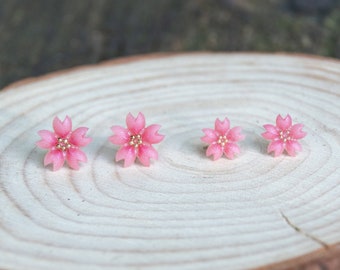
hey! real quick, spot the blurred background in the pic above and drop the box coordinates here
[0,0,339,89]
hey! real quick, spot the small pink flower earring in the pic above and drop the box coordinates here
[201,117,245,160]
[36,116,92,171]
[109,112,165,167]
[262,114,307,157]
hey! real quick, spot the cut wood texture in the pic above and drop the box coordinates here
[0,53,339,270]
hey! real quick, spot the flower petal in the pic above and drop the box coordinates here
[263,124,278,134]
[201,128,218,143]
[290,124,307,140]
[53,116,72,137]
[285,140,302,156]
[126,112,145,134]
[44,150,65,171]
[206,143,223,160]
[227,127,245,142]
[262,131,279,140]
[37,130,57,149]
[142,124,164,144]
[66,148,87,170]
[69,127,92,147]
[115,145,137,167]
[214,117,230,135]
[268,140,284,157]
[224,142,240,159]
[262,124,279,140]
[276,114,292,130]
[109,126,130,145]
[138,145,158,166]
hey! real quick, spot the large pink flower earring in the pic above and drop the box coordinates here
[261,114,307,157]
[109,112,165,167]
[36,116,92,171]
[201,117,245,160]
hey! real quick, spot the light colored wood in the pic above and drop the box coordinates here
[0,53,339,270]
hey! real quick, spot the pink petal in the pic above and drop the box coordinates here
[142,124,164,144]
[44,150,65,171]
[109,126,130,145]
[276,114,292,130]
[268,140,284,157]
[69,127,92,147]
[290,124,307,139]
[262,124,279,140]
[53,116,72,137]
[285,141,302,156]
[262,131,279,140]
[201,128,218,143]
[223,143,240,159]
[66,148,88,170]
[263,124,278,134]
[37,130,57,149]
[214,118,230,135]
[138,145,158,166]
[227,127,245,142]
[116,145,137,167]
[126,112,145,134]
[206,143,223,161]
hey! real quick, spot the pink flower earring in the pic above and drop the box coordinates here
[36,116,92,171]
[201,117,245,160]
[262,114,307,157]
[109,112,165,167]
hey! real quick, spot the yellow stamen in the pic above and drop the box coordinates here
[56,137,72,151]
[129,134,143,148]
[217,135,228,146]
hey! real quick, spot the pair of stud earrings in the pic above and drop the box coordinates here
[36,112,307,171]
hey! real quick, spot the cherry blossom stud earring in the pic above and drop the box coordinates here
[109,112,165,167]
[201,117,245,160]
[36,116,92,171]
[262,114,307,157]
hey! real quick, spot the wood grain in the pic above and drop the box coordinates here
[0,53,339,270]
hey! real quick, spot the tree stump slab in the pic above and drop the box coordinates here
[0,53,339,270]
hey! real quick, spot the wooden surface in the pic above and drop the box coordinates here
[0,53,339,270]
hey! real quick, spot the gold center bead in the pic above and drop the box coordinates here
[56,137,72,151]
[279,130,291,142]
[129,134,143,148]
[217,135,228,146]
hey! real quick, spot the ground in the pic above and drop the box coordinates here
[0,0,339,89]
